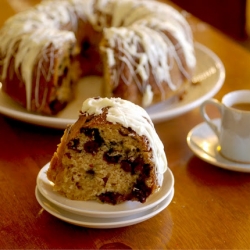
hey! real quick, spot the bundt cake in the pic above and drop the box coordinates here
[47,97,168,204]
[0,0,196,115]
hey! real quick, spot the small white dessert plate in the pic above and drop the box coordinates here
[36,162,174,218]
[35,186,174,229]
[187,119,250,172]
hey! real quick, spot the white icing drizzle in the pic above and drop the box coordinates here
[143,85,153,107]
[0,0,196,110]
[82,97,168,186]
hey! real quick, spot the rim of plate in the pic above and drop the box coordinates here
[187,119,250,172]
[35,186,174,228]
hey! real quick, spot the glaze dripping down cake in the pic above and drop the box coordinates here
[47,97,168,204]
[0,0,196,115]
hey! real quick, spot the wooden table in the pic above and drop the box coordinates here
[1,1,250,249]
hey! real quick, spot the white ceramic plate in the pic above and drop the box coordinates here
[187,119,250,172]
[36,162,174,218]
[35,186,174,228]
[0,43,225,129]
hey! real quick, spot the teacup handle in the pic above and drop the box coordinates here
[200,99,222,138]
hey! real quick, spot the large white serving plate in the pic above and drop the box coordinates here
[0,43,225,129]
[36,162,174,218]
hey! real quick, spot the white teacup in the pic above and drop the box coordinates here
[200,90,250,163]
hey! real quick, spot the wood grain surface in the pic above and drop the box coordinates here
[0,0,250,249]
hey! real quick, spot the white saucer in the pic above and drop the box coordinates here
[35,186,174,229]
[187,119,250,172]
[36,162,174,218]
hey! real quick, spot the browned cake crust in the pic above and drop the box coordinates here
[101,38,190,107]
[0,0,195,115]
[47,108,159,204]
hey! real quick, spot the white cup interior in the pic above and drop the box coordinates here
[223,90,250,107]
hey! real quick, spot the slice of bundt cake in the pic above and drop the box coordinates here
[47,97,167,204]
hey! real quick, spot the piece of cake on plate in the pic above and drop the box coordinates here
[47,97,167,204]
